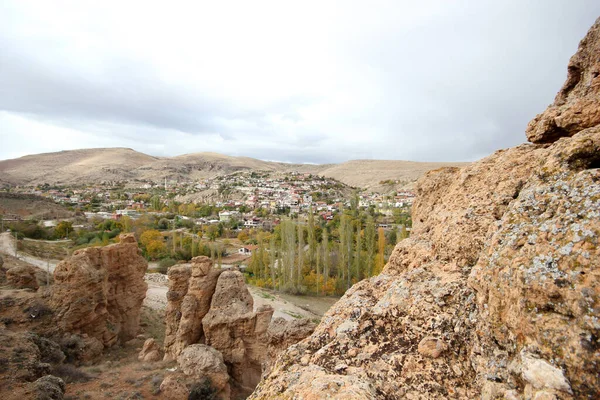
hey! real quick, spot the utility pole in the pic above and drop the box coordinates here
[14,230,18,258]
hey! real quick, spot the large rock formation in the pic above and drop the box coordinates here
[251,18,600,400]
[163,256,223,361]
[50,233,147,349]
[202,271,274,396]
[163,259,278,398]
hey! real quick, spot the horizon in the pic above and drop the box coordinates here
[0,145,471,166]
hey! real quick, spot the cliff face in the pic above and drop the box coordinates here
[251,18,600,400]
[51,234,148,350]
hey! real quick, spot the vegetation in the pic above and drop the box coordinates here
[246,207,409,296]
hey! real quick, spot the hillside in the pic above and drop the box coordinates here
[0,148,158,186]
[0,148,467,191]
[0,192,74,220]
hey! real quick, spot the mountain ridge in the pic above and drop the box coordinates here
[0,147,469,191]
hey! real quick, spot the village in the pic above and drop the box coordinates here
[4,170,415,230]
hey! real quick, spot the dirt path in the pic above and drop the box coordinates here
[0,232,59,272]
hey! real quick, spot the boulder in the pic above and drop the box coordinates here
[138,338,162,362]
[177,344,230,399]
[250,18,600,400]
[6,264,39,289]
[31,375,65,400]
[159,375,189,400]
[51,233,147,349]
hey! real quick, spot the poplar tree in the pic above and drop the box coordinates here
[365,216,376,277]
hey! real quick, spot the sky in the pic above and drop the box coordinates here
[1,1,599,164]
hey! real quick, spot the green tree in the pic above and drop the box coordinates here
[55,221,73,239]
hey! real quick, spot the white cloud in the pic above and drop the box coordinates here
[0,1,598,163]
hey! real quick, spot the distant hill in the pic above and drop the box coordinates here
[0,148,469,191]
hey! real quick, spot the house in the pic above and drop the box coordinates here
[238,245,258,255]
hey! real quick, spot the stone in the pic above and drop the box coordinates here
[138,338,162,362]
[159,375,189,400]
[417,336,448,358]
[163,256,222,360]
[521,352,572,394]
[177,344,230,399]
[31,375,65,400]
[6,264,39,289]
[203,270,273,397]
[526,17,600,143]
[51,233,148,349]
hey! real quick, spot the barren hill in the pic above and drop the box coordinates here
[0,148,468,191]
[0,148,158,186]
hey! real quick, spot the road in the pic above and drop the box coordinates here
[0,232,59,272]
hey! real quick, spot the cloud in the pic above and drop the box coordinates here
[0,0,599,164]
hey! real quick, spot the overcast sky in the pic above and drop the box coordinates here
[1,1,598,164]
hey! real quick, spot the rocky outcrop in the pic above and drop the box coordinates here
[163,256,222,361]
[50,234,147,349]
[163,259,278,397]
[526,18,600,143]
[251,18,600,400]
[265,318,316,374]
[202,271,274,396]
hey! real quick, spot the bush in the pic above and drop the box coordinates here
[188,378,218,400]
[51,363,92,383]
[157,257,177,274]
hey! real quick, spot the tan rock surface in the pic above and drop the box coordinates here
[526,17,600,143]
[202,270,274,396]
[163,256,222,361]
[6,264,39,290]
[51,233,147,348]
[138,338,162,362]
[177,344,230,399]
[251,19,600,400]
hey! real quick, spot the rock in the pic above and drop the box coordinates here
[521,352,572,394]
[163,256,222,360]
[526,17,600,143]
[6,264,39,289]
[202,270,273,397]
[31,375,65,400]
[159,375,189,400]
[417,336,448,358]
[138,338,163,362]
[51,233,148,349]
[266,317,316,372]
[177,344,230,399]
[251,19,600,399]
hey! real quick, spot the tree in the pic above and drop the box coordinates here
[322,227,329,292]
[365,216,376,277]
[146,239,166,259]
[375,227,386,274]
[55,221,73,239]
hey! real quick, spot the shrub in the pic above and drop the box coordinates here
[188,378,218,400]
[157,257,177,274]
[51,363,92,383]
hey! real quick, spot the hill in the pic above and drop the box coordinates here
[0,148,468,191]
[0,192,74,220]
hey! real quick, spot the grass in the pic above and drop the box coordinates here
[283,310,303,319]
